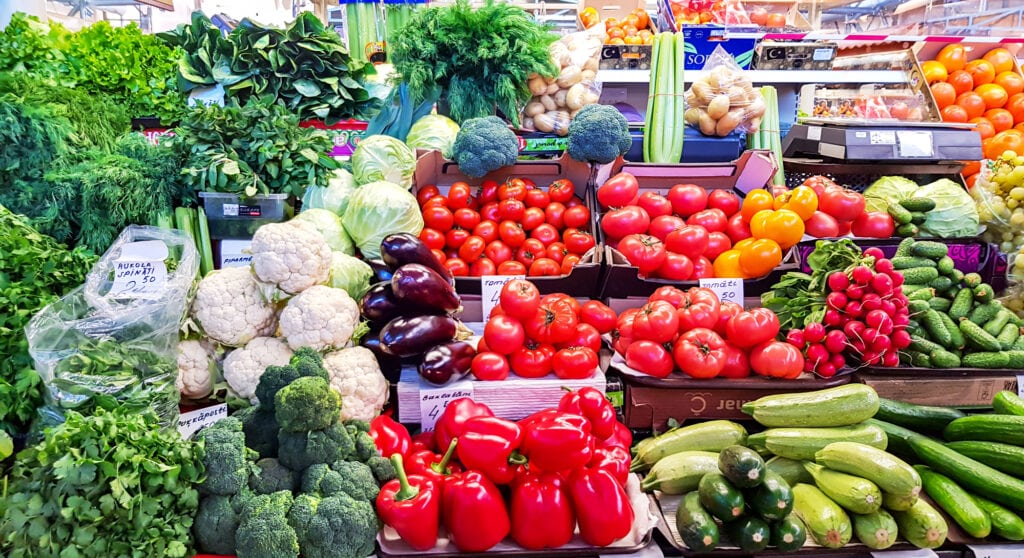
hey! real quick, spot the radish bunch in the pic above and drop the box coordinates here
[785,247,912,376]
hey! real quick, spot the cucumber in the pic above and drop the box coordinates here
[1008,350,1024,368]
[748,470,794,522]
[892,499,948,549]
[972,494,1024,541]
[640,451,720,494]
[766,456,813,487]
[718,445,765,488]
[930,276,954,292]
[908,300,930,314]
[698,473,744,522]
[724,516,771,553]
[997,324,1021,350]
[741,384,880,428]
[993,390,1024,416]
[754,423,888,461]
[960,320,1003,352]
[632,420,748,470]
[945,441,1024,478]
[895,237,916,256]
[911,212,928,225]
[944,414,1024,445]
[864,419,920,462]
[1015,335,1024,350]
[675,491,719,552]
[909,335,945,355]
[922,310,953,348]
[882,491,919,511]
[928,297,952,312]
[896,223,918,237]
[976,283,995,303]
[911,241,949,259]
[937,256,956,276]
[888,203,913,225]
[964,272,984,288]
[962,351,1011,369]
[771,515,807,551]
[893,257,937,270]
[804,462,882,514]
[874,398,965,433]
[852,509,899,549]
[792,483,853,549]
[908,435,1024,513]
[950,288,974,320]
[969,302,1002,325]
[930,349,961,368]
[815,442,922,498]
[984,310,1013,337]
[901,198,936,212]
[912,352,933,368]
[902,267,941,285]
[938,312,966,350]
[902,284,930,296]
[908,288,937,301]
[916,465,992,538]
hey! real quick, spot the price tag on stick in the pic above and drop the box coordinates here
[481,275,525,319]
[699,278,745,305]
[419,380,474,431]
[965,544,1024,558]
[1017,374,1024,397]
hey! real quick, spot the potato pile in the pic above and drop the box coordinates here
[684,65,767,137]
[523,33,603,136]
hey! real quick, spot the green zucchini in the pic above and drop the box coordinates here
[950,288,974,320]
[747,470,793,522]
[771,515,807,551]
[863,419,920,462]
[815,442,922,498]
[632,420,748,470]
[972,494,1024,541]
[960,319,1003,352]
[698,473,745,522]
[741,384,880,428]
[792,483,852,549]
[882,491,919,511]
[676,491,719,552]
[993,390,1024,416]
[962,351,1011,369]
[724,516,771,553]
[640,451,720,494]
[946,441,1024,477]
[916,465,991,538]
[766,456,813,487]
[892,499,948,549]
[907,435,1024,513]
[718,445,765,488]
[874,398,965,433]
[804,462,882,514]
[852,509,899,549]
[944,414,1024,446]
[753,423,888,461]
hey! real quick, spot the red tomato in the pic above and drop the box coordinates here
[469,257,496,276]
[563,205,591,229]
[650,286,686,307]
[542,293,580,315]
[562,323,602,353]
[552,347,598,379]
[458,235,486,262]
[516,238,546,267]
[480,202,500,222]
[597,172,640,208]
[509,343,554,378]
[499,199,526,221]
[431,249,446,266]
[602,206,651,240]
[561,255,580,274]
[664,225,709,260]
[526,302,578,345]
[472,221,498,244]
[565,197,584,208]
[707,189,741,217]
[417,185,440,206]
[564,228,596,254]
[673,328,726,379]
[724,213,752,244]
[485,240,512,264]
[529,257,561,276]
[655,252,694,281]
[677,287,722,331]
[649,215,686,241]
[633,301,680,343]
[704,232,732,260]
[498,221,527,248]
[452,208,481,231]
[498,260,527,275]
[500,279,541,320]
[835,219,852,236]
[714,301,743,337]
[478,180,499,204]
[519,207,545,231]
[667,184,708,217]
[617,234,667,275]
[498,180,527,202]
[484,315,526,355]
[581,300,617,334]
[750,341,804,378]
[725,308,781,348]
[423,206,455,231]
[818,189,866,222]
[625,340,674,378]
[531,223,561,245]
[804,211,840,238]
[687,208,728,233]
[477,336,491,352]
[851,211,896,238]
[446,228,471,249]
[422,195,448,209]
[719,342,751,379]
[420,228,446,250]
[692,256,714,279]
[548,179,575,203]
[445,257,469,276]
[525,188,550,208]
[472,352,510,381]
[448,182,473,209]
[637,192,673,218]
[544,202,566,229]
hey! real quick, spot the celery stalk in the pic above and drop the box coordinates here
[644,34,661,162]
[669,32,685,162]
[196,207,215,276]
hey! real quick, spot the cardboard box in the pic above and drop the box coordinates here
[856,371,1018,408]
[677,25,758,70]
[579,0,658,70]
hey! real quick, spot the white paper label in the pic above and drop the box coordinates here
[219,239,253,268]
[898,130,935,158]
[871,549,939,558]
[419,380,474,431]
[177,404,228,439]
[699,278,745,305]
[1017,374,1024,397]
[480,275,525,321]
[109,241,168,299]
[813,48,833,61]
[806,126,822,141]
[966,545,1024,558]
[223,203,240,217]
[188,83,225,107]
[870,130,897,145]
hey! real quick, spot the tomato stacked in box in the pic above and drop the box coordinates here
[475,280,617,380]
[417,178,594,278]
[614,286,805,380]
[373,394,637,552]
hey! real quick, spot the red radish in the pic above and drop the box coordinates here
[830,353,846,369]
[871,273,893,295]
[804,322,826,343]
[824,309,841,326]
[882,351,900,367]
[862,328,879,344]
[828,271,849,291]
[847,285,865,300]
[806,343,829,366]
[875,258,895,275]
[864,247,885,260]
[786,329,806,349]
[844,320,865,340]
[845,301,863,318]
[870,335,891,353]
[826,292,848,310]
[851,265,874,285]
[824,330,846,353]
[817,363,837,378]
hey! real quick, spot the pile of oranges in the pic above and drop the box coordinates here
[924,44,1024,185]
[579,7,655,46]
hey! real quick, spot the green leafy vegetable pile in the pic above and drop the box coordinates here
[0,12,65,77]
[1,408,204,558]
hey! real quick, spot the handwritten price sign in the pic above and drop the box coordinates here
[481,275,525,319]
[699,278,744,305]
[966,545,1024,558]
[109,259,168,299]
[419,380,474,431]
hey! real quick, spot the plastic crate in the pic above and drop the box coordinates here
[199,192,294,239]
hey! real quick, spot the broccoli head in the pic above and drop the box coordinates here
[344,418,371,433]
[451,116,519,178]
[291,347,327,379]
[250,458,299,495]
[366,455,397,485]
[275,376,341,433]
[301,463,346,497]
[194,493,243,555]
[278,423,355,471]
[235,405,280,459]
[235,490,299,558]
[567,104,633,165]
[287,492,378,558]
[196,417,251,496]
[352,428,380,462]
[328,460,380,502]
[254,350,328,410]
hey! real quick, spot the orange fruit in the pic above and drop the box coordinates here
[624,35,641,45]
[984,47,1016,74]
[956,91,987,118]
[741,190,775,223]
[936,44,967,73]
[986,108,1014,132]
[942,104,970,123]
[977,83,1009,109]
[970,117,996,139]
[1006,92,1024,124]
[931,82,957,109]
[966,59,997,87]
[985,129,1024,159]
[607,27,625,39]
[996,71,1024,96]
[922,60,949,84]
[967,173,979,189]
[948,70,975,96]
[607,37,625,45]
[766,13,787,26]
[1016,122,1024,132]
[962,160,982,175]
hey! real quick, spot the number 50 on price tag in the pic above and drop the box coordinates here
[699,278,745,305]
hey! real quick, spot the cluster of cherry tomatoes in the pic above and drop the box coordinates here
[579,6,654,46]
[614,286,804,379]
[474,280,617,381]
[417,179,595,278]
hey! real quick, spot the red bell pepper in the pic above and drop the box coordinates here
[520,411,594,473]
[442,471,511,552]
[370,415,412,458]
[456,416,525,485]
[376,455,440,551]
[434,398,494,451]
[405,439,462,490]
[510,470,575,550]
[568,467,634,547]
[558,387,617,439]
[602,421,633,451]
[589,443,631,486]
[411,431,436,453]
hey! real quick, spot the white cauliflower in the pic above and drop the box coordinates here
[251,220,332,294]
[177,339,217,400]
[222,336,293,402]
[322,346,388,422]
[191,266,278,347]
[278,285,361,351]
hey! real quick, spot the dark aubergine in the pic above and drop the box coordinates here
[391,264,461,313]
[381,233,453,282]
[361,331,403,383]
[418,341,476,385]
[368,261,394,283]
[380,315,458,357]
[359,282,404,325]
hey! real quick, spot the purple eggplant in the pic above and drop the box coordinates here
[361,331,403,383]
[391,264,461,313]
[360,282,403,325]
[418,341,476,385]
[368,261,394,283]
[380,315,458,357]
[381,233,453,282]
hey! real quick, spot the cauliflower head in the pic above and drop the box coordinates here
[177,339,217,400]
[279,285,361,351]
[251,220,332,294]
[223,337,294,402]
[322,347,388,422]
[192,266,278,347]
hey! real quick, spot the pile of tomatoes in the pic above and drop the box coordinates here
[780,176,895,239]
[417,179,595,278]
[614,286,805,380]
[475,280,617,381]
[579,6,654,46]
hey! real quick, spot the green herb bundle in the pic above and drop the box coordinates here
[389,0,558,127]
[1,408,204,558]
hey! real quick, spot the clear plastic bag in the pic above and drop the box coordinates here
[520,28,604,136]
[684,45,766,137]
[974,158,1024,255]
[27,226,199,429]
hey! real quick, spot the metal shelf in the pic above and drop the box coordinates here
[599,69,909,85]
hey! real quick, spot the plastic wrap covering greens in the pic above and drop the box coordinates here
[975,155,1024,254]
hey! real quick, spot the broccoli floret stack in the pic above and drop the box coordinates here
[566,104,633,165]
[451,116,519,178]
[236,491,300,558]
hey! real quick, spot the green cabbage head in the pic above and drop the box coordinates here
[342,181,423,260]
[352,135,416,188]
